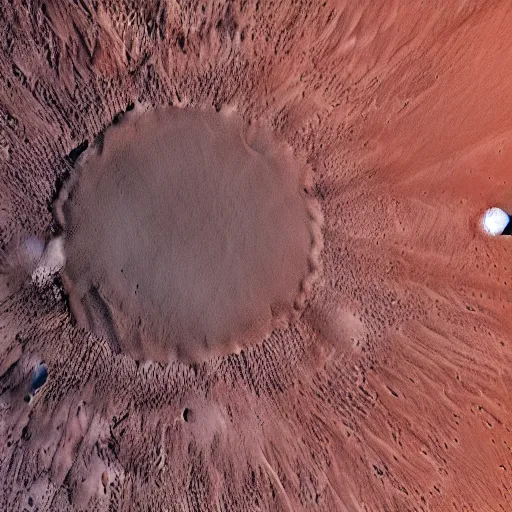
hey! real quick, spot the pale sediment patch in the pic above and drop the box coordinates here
[31,236,65,288]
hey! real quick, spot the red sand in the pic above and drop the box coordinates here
[1,1,512,511]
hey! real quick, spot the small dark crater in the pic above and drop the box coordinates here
[28,496,34,506]
[21,425,30,440]
[182,408,191,422]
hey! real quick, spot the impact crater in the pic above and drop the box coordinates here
[56,105,322,363]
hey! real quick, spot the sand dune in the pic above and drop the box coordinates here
[0,1,511,511]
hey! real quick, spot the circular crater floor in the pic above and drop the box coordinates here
[56,106,321,363]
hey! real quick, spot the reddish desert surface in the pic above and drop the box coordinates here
[1,1,512,511]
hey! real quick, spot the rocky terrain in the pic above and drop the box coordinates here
[0,1,511,510]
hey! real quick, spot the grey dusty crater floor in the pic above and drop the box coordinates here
[56,104,322,363]
[1,1,512,511]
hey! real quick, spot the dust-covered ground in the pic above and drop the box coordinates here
[56,104,321,363]
[1,1,512,511]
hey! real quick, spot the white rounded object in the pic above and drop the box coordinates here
[482,207,510,236]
